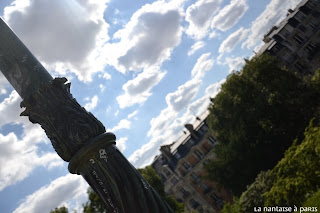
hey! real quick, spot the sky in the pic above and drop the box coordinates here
[0,0,302,212]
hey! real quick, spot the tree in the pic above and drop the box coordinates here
[222,116,320,211]
[50,206,69,213]
[206,54,320,195]
[263,119,320,206]
[220,170,275,213]
[138,166,185,213]
[83,188,109,213]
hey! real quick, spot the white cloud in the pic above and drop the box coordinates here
[13,174,88,213]
[190,53,214,79]
[242,0,301,49]
[225,57,245,73]
[211,0,248,31]
[148,53,213,136]
[0,125,63,191]
[116,68,166,108]
[104,1,184,108]
[0,91,24,127]
[188,41,205,56]
[104,0,184,72]
[99,84,105,92]
[98,72,112,80]
[128,110,138,119]
[84,95,98,111]
[208,30,220,39]
[219,27,249,53]
[4,0,110,82]
[185,0,222,39]
[107,119,131,132]
[0,73,9,95]
[116,137,127,152]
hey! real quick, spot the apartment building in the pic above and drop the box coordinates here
[152,112,232,213]
[257,0,320,74]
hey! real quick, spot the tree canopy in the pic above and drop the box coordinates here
[50,206,69,213]
[206,54,320,195]
[221,117,320,212]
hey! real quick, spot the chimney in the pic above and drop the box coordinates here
[184,124,198,139]
[160,144,172,160]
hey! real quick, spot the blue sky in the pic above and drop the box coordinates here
[0,0,302,212]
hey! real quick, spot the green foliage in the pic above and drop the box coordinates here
[50,206,69,213]
[302,189,320,209]
[138,166,166,197]
[221,197,242,213]
[239,170,274,212]
[138,166,185,213]
[263,120,320,206]
[206,54,320,195]
[83,188,108,213]
[220,170,274,213]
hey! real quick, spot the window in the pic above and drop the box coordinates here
[183,162,191,170]
[194,149,204,159]
[163,168,171,177]
[201,183,211,194]
[179,188,190,199]
[210,193,221,203]
[293,34,304,45]
[174,152,181,160]
[282,51,291,61]
[171,177,178,185]
[308,18,318,31]
[208,136,216,144]
[191,172,201,183]
[189,199,200,209]
[186,138,195,148]
[304,42,316,55]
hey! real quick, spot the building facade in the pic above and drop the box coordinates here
[152,112,232,213]
[257,0,320,74]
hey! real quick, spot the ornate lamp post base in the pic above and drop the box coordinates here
[20,78,173,213]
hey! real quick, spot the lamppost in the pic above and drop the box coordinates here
[0,17,173,213]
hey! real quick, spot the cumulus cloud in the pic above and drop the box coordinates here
[225,57,245,73]
[242,0,301,49]
[0,125,63,191]
[188,41,205,56]
[116,68,166,108]
[13,174,88,213]
[104,1,184,108]
[219,27,249,53]
[84,95,98,111]
[104,0,183,72]
[0,91,24,127]
[129,53,215,167]
[116,137,127,152]
[191,53,214,79]
[107,119,131,132]
[185,0,222,39]
[211,0,248,31]
[3,0,110,82]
